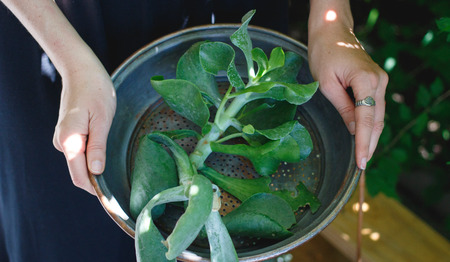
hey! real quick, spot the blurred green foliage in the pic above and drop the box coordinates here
[351,0,450,236]
[289,0,449,237]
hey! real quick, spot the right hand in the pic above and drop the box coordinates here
[53,64,116,195]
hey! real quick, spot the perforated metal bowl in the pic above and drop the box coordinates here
[90,25,361,261]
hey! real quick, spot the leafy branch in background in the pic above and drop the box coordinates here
[347,0,450,237]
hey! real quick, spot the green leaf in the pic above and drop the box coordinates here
[199,42,245,89]
[288,122,314,160]
[231,81,319,106]
[130,137,178,220]
[260,51,304,84]
[161,129,202,141]
[268,47,285,71]
[200,167,272,202]
[237,99,297,130]
[272,183,321,213]
[225,193,295,229]
[366,159,400,199]
[430,77,444,97]
[255,120,296,140]
[223,212,292,239]
[204,211,238,262]
[147,132,196,186]
[252,47,269,77]
[242,124,256,134]
[211,121,312,176]
[135,186,188,262]
[390,148,408,163]
[398,103,412,121]
[412,113,429,136]
[210,139,283,176]
[151,76,210,128]
[176,42,222,107]
[165,175,213,260]
[416,85,431,109]
[221,193,294,239]
[230,10,255,77]
[200,166,320,212]
[436,17,450,32]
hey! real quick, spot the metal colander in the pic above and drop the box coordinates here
[90,25,360,261]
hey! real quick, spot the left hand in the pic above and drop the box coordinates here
[308,22,388,170]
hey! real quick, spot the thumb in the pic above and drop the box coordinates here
[86,115,111,175]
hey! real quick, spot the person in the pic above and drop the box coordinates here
[0,0,387,261]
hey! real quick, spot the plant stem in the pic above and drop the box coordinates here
[214,85,233,125]
[215,133,244,144]
[189,124,222,169]
[190,91,250,169]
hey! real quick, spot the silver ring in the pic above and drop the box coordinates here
[355,96,376,107]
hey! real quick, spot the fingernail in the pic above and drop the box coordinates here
[90,160,103,174]
[360,157,367,170]
[349,121,356,135]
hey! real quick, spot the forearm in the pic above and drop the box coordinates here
[1,0,103,78]
[308,0,354,39]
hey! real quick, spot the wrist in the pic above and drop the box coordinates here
[308,0,354,37]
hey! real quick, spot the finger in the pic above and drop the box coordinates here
[368,73,388,160]
[353,79,377,170]
[86,113,112,175]
[62,133,96,195]
[319,78,356,135]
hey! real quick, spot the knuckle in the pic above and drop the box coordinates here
[360,114,375,129]
[86,141,106,153]
[336,104,354,117]
[373,120,385,134]
[71,175,86,189]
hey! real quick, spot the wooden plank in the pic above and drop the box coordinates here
[319,187,450,262]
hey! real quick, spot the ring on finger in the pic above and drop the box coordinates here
[355,96,376,107]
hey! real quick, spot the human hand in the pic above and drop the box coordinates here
[53,65,116,195]
[308,22,388,170]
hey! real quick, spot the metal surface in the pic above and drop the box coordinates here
[90,24,361,261]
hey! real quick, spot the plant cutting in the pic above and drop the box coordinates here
[131,10,321,262]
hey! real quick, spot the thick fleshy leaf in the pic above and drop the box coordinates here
[230,10,255,76]
[210,139,297,176]
[260,51,303,83]
[130,137,178,220]
[151,76,210,128]
[147,132,196,186]
[237,99,297,130]
[200,167,272,202]
[226,193,295,229]
[165,175,213,260]
[176,42,221,107]
[268,47,285,71]
[221,193,295,239]
[289,122,313,160]
[199,42,244,88]
[230,80,319,106]
[256,120,297,140]
[161,129,202,141]
[200,166,321,213]
[205,211,239,262]
[252,47,268,77]
[272,183,321,213]
[283,81,320,105]
[211,121,312,175]
[135,186,188,262]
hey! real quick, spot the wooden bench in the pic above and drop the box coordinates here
[289,187,450,262]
